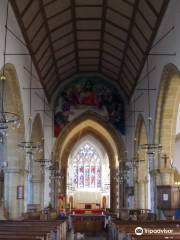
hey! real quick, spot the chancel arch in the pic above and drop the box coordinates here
[30,113,44,208]
[134,114,149,209]
[53,112,126,213]
[0,63,25,219]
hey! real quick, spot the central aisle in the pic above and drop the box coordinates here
[67,231,108,240]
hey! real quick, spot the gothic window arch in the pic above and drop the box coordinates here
[72,143,101,189]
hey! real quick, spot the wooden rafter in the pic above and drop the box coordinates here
[118,0,140,84]
[71,0,79,73]
[99,0,108,72]
[39,0,60,84]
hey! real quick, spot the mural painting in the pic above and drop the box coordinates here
[54,76,125,137]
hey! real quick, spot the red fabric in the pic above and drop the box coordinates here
[71,209,105,215]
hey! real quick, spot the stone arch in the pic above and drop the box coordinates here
[30,113,44,207]
[134,114,149,209]
[0,63,25,219]
[53,112,126,213]
[154,63,180,169]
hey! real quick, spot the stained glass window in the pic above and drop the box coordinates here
[72,143,101,189]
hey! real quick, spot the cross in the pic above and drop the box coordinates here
[162,154,169,168]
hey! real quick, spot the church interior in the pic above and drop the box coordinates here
[0,0,180,239]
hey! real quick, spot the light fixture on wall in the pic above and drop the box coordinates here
[18,59,43,155]
[0,1,20,136]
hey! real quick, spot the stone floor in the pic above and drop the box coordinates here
[67,230,108,240]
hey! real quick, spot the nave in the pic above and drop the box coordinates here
[1,0,180,239]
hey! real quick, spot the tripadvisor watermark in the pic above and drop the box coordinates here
[135,226,174,236]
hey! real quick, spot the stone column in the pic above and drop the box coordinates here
[31,179,43,205]
[4,168,26,219]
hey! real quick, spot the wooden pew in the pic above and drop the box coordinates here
[109,220,180,240]
[0,220,67,240]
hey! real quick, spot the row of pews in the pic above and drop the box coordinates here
[109,220,180,240]
[0,220,67,240]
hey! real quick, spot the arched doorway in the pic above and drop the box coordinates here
[53,113,125,214]
[0,63,25,219]
[134,114,149,209]
[30,113,44,208]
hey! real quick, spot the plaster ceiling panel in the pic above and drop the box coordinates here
[77,31,101,40]
[150,0,164,12]
[35,39,49,60]
[79,66,98,72]
[123,67,134,84]
[27,13,44,38]
[48,10,71,30]
[38,48,51,69]
[75,0,103,5]
[135,12,152,39]
[55,44,75,59]
[102,52,121,67]
[31,26,47,52]
[108,0,133,18]
[79,50,99,58]
[78,41,100,49]
[124,58,137,76]
[79,58,99,65]
[104,33,125,50]
[42,65,55,81]
[60,69,77,81]
[51,23,73,42]
[15,0,31,14]
[129,38,144,60]
[39,57,53,73]
[77,20,102,30]
[22,1,40,25]
[53,34,74,50]
[44,0,70,18]
[121,73,132,90]
[132,26,148,50]
[126,48,141,68]
[101,68,118,80]
[106,8,130,29]
[102,61,119,74]
[59,61,76,73]
[76,7,102,18]
[105,22,127,41]
[139,1,157,26]
[103,43,123,59]
[57,53,75,67]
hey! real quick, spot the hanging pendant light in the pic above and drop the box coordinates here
[0,1,20,136]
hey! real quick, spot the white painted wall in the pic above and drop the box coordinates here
[0,0,53,214]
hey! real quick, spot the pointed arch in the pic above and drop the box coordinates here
[0,63,25,219]
[30,113,44,207]
[53,112,126,212]
[134,114,149,209]
[154,63,180,168]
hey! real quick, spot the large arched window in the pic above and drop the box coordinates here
[72,143,101,189]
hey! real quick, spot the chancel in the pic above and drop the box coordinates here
[0,0,180,239]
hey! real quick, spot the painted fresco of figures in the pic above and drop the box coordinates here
[54,76,125,137]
